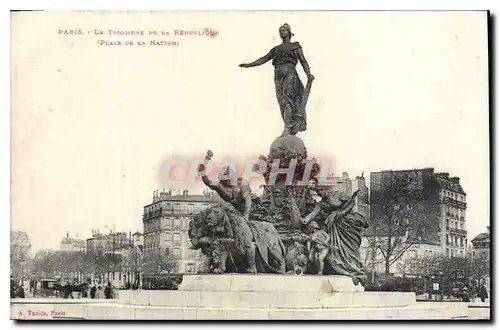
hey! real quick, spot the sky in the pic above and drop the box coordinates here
[10,11,490,252]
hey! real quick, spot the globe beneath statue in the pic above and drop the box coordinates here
[269,135,308,162]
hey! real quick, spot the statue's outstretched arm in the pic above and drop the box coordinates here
[302,203,322,225]
[198,161,219,191]
[201,174,219,191]
[287,191,321,226]
[240,49,274,68]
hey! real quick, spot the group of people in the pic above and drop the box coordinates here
[10,276,115,299]
[460,283,489,303]
[10,276,25,298]
[56,280,114,299]
[87,281,114,299]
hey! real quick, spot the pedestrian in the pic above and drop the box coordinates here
[104,281,113,299]
[97,282,102,298]
[478,283,488,303]
[17,284,25,298]
[461,287,470,302]
[90,282,96,299]
[64,282,74,299]
[10,276,17,298]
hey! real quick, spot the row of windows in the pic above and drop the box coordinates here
[446,220,465,230]
[144,217,191,233]
[144,231,191,249]
[407,249,439,259]
[442,190,465,202]
[447,235,465,244]
[143,246,200,259]
[146,202,211,215]
[444,205,465,218]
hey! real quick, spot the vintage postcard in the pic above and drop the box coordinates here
[10,10,490,320]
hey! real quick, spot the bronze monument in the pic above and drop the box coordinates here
[189,24,369,286]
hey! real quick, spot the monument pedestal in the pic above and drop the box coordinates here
[10,275,469,319]
[111,274,468,320]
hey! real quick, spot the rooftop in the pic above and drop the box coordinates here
[147,188,220,206]
[61,237,86,245]
[435,172,466,195]
[471,232,490,243]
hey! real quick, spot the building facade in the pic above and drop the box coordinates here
[367,168,467,277]
[471,226,490,255]
[10,230,32,279]
[435,173,468,257]
[142,189,219,274]
[11,230,31,258]
[85,230,133,287]
[86,230,132,255]
[471,226,490,292]
[60,232,86,252]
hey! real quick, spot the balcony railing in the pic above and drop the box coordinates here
[143,207,199,220]
[449,227,467,235]
[442,196,467,209]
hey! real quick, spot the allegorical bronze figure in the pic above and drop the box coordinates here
[239,23,315,136]
[192,24,370,284]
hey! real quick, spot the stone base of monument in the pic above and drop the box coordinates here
[10,275,469,320]
[107,274,467,320]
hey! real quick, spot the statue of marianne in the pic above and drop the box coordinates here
[239,24,315,137]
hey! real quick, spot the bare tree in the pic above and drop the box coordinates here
[31,250,86,282]
[361,236,385,283]
[408,253,445,294]
[104,253,122,281]
[84,247,108,282]
[32,249,57,278]
[468,251,490,286]
[143,248,179,276]
[123,246,143,285]
[369,170,429,276]
[396,256,413,279]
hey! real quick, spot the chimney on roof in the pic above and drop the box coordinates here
[183,189,189,198]
[487,226,490,235]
